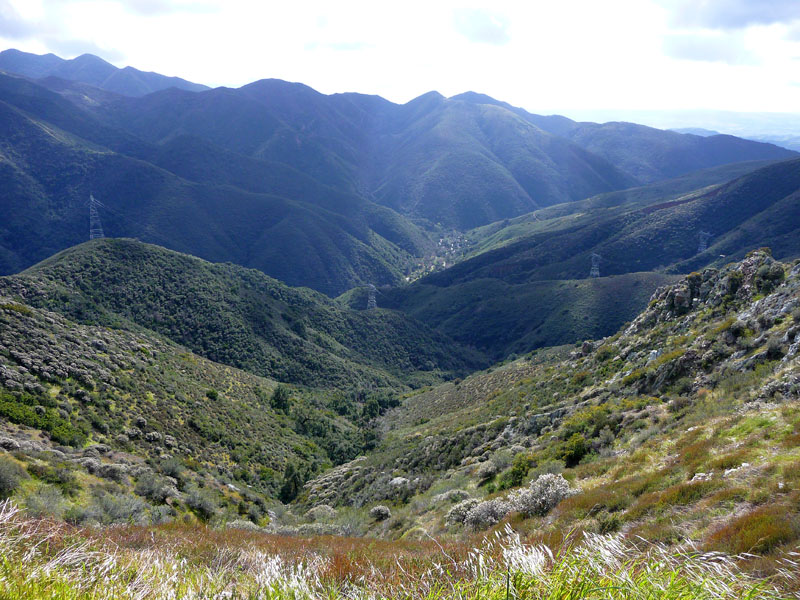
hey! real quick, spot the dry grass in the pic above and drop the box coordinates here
[0,501,794,599]
[706,505,800,556]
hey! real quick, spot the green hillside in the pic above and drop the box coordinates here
[468,158,781,255]
[92,76,794,230]
[0,239,484,388]
[1,60,795,295]
[0,72,430,295]
[0,291,332,524]
[374,159,800,360]
[377,272,677,359]
[301,251,800,563]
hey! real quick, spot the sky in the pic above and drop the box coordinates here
[2,0,800,121]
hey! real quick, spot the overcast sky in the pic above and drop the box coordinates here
[2,0,800,117]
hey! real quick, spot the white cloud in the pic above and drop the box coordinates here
[663,0,800,30]
[453,8,511,45]
[0,0,799,113]
[663,31,755,64]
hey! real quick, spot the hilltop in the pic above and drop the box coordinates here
[0,48,208,96]
[0,239,483,388]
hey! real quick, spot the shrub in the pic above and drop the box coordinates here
[497,453,531,490]
[0,456,28,498]
[91,491,150,525]
[668,396,691,413]
[475,461,498,484]
[135,473,177,503]
[557,484,630,519]
[186,487,218,521]
[509,473,578,517]
[23,485,66,519]
[708,449,752,471]
[26,462,80,496]
[270,385,290,412]
[561,434,587,468]
[659,481,716,506]
[766,336,785,359]
[445,499,479,525]
[306,504,336,522]
[369,505,391,521]
[598,513,621,534]
[464,498,512,530]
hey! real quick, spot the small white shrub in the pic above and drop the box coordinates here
[509,473,577,517]
[464,499,512,530]
[305,504,336,522]
[445,498,479,524]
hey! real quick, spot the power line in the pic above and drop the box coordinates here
[88,194,105,240]
[366,284,377,310]
[697,231,712,254]
[589,253,601,278]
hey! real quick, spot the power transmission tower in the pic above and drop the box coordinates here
[366,284,377,310]
[88,194,105,240]
[589,253,601,278]
[697,231,712,254]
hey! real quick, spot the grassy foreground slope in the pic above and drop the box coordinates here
[0,502,785,599]
[303,250,800,563]
[0,239,485,388]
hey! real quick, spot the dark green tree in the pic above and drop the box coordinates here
[271,385,290,412]
[279,461,303,503]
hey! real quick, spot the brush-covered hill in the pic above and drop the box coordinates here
[0,239,484,388]
[0,48,208,96]
[0,291,339,525]
[0,71,429,295]
[374,158,800,359]
[300,250,800,559]
[0,275,431,526]
[92,82,637,229]
[94,82,794,230]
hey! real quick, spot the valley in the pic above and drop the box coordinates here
[1,46,800,599]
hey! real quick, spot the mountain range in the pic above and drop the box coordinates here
[0,49,796,298]
[0,48,208,97]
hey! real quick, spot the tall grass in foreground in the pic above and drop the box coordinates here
[0,501,794,599]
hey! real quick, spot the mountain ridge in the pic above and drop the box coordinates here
[0,48,208,96]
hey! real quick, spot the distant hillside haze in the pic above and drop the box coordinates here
[0,48,796,296]
[94,79,793,228]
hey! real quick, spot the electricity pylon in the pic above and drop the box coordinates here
[88,194,105,240]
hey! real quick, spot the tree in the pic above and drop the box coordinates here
[279,461,303,503]
[271,385,290,412]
